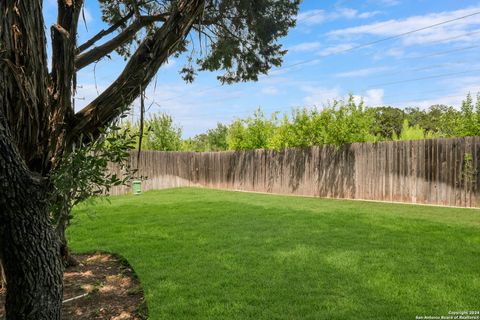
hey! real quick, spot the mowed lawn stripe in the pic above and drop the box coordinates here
[69,188,480,320]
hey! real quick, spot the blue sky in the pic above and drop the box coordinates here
[44,0,480,137]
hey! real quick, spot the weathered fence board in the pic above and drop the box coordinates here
[109,137,480,208]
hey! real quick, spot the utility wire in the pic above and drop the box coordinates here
[162,78,480,119]
[272,32,480,78]
[159,62,480,108]
[161,77,479,119]
[406,44,480,60]
[159,14,480,104]
[380,92,476,107]
[159,43,479,104]
[281,11,480,69]
[366,69,480,88]
[416,29,480,45]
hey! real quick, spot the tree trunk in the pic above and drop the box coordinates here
[0,0,205,317]
[56,208,79,267]
[0,261,5,289]
[0,228,6,288]
[0,123,64,319]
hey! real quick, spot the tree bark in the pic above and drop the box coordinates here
[0,261,5,289]
[1,1,64,316]
[0,121,64,320]
[0,227,6,288]
[56,206,79,267]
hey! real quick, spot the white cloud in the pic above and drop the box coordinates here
[389,93,466,109]
[382,77,480,108]
[297,7,382,26]
[439,75,480,88]
[301,86,342,107]
[268,59,321,76]
[297,10,327,26]
[163,59,177,69]
[335,67,390,78]
[257,75,291,85]
[336,8,359,19]
[261,86,280,95]
[354,89,385,106]
[318,43,355,56]
[335,8,381,20]
[328,6,480,46]
[373,0,401,6]
[373,47,405,60]
[358,11,382,19]
[300,85,385,108]
[146,85,250,137]
[288,41,322,53]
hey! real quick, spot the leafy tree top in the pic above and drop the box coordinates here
[94,0,300,83]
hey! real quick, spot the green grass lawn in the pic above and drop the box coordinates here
[69,188,480,320]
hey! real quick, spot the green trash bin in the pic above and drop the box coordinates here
[132,180,142,195]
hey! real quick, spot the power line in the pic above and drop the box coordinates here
[158,62,479,109]
[273,31,480,79]
[406,44,480,60]
[280,11,480,69]
[347,59,479,96]
[409,61,468,72]
[367,69,480,88]
[380,92,477,107]
[159,15,480,104]
[158,45,480,105]
[276,35,480,77]
[418,28,480,45]
[135,10,480,120]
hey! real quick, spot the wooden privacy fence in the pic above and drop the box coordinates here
[108,137,480,208]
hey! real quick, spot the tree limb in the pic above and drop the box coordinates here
[77,11,134,54]
[75,13,169,70]
[47,0,84,171]
[50,24,74,155]
[68,0,205,141]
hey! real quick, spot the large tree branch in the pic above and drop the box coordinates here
[46,0,84,171]
[75,13,169,70]
[76,11,134,54]
[68,0,205,141]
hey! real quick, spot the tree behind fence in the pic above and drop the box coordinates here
[109,137,480,208]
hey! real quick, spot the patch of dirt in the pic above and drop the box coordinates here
[0,253,147,320]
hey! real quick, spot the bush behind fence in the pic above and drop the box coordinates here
[109,137,480,208]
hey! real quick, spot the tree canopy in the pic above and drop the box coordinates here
[95,0,300,83]
[138,94,480,152]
